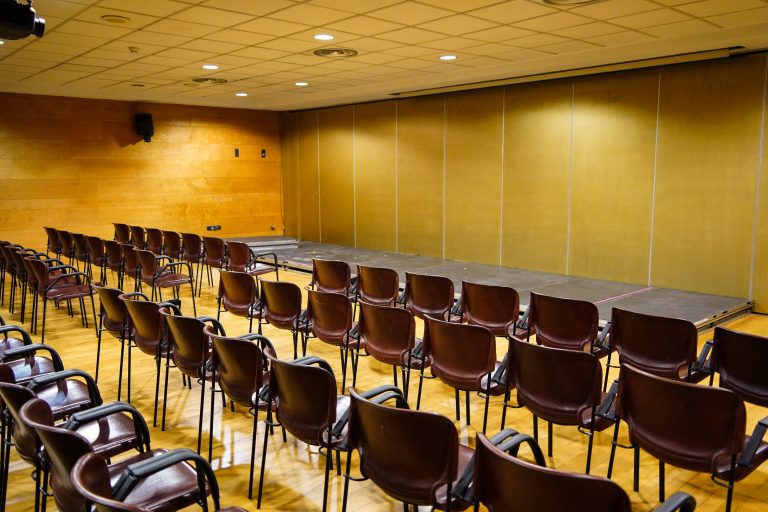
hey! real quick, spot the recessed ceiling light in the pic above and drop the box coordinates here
[101,14,131,24]
[0,41,4,45]
[130,84,145,87]
[295,82,309,87]
[314,34,334,41]
[313,48,357,58]
[202,64,219,70]
[440,55,457,61]
[235,92,248,97]
[192,77,228,84]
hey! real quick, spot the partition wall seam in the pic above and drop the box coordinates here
[748,55,768,299]
[316,110,322,243]
[442,95,447,260]
[499,88,506,266]
[352,105,357,248]
[395,101,399,253]
[565,82,575,275]
[648,71,662,286]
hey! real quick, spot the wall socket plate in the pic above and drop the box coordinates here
[206,225,221,231]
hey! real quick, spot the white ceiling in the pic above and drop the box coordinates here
[1,0,767,111]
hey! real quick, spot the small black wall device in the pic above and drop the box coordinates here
[135,113,154,143]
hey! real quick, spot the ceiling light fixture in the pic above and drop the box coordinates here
[440,55,457,61]
[101,14,131,24]
[235,92,248,97]
[202,64,219,70]
[314,34,334,41]
[192,77,228,84]
[295,82,309,87]
[313,48,357,58]
[0,41,4,45]
[130,84,145,87]
[542,0,599,5]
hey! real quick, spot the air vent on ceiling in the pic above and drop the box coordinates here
[192,77,229,84]
[313,48,358,58]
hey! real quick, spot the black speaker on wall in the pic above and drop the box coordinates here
[135,113,154,142]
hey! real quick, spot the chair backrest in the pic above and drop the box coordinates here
[122,296,165,356]
[358,302,415,366]
[202,237,226,267]
[113,223,131,244]
[311,259,351,294]
[616,363,745,474]
[473,433,631,512]
[347,387,459,506]
[86,236,105,264]
[610,308,698,380]
[404,272,454,320]
[26,256,51,289]
[423,316,496,390]
[226,241,252,272]
[93,285,128,335]
[528,292,598,352]
[260,280,302,330]
[136,250,159,282]
[209,331,264,407]
[145,228,163,254]
[162,231,182,259]
[218,270,257,317]
[71,452,136,512]
[129,225,146,248]
[356,265,399,306]
[0,367,40,464]
[711,327,768,408]
[58,230,75,255]
[103,240,122,271]
[266,352,338,446]
[460,281,519,337]
[306,290,352,345]
[510,337,602,425]
[181,233,203,261]
[44,226,61,254]
[121,244,139,274]
[20,398,94,512]
[72,233,90,260]
[162,312,210,378]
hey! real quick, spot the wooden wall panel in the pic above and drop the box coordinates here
[0,93,281,249]
[354,101,396,251]
[397,96,444,258]
[318,106,354,246]
[281,112,299,238]
[652,57,765,297]
[749,56,768,312]
[445,89,503,265]
[296,110,320,241]
[570,70,658,284]
[502,81,571,274]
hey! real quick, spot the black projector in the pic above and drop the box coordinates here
[0,0,45,40]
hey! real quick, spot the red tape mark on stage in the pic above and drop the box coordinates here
[594,286,654,305]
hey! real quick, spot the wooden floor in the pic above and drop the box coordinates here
[2,267,768,511]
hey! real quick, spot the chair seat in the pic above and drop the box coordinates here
[248,263,277,277]
[479,363,507,397]
[47,283,92,300]
[365,343,409,367]
[0,336,28,354]
[154,272,192,288]
[107,449,210,512]
[77,412,141,459]
[402,340,431,370]
[716,437,768,482]
[8,356,56,383]
[36,379,94,419]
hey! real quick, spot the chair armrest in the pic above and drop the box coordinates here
[63,401,151,451]
[0,325,33,345]
[197,316,226,337]
[48,271,90,289]
[737,417,768,468]
[515,307,530,331]
[238,333,276,354]
[157,261,192,275]
[653,492,696,512]
[292,356,335,376]
[489,353,508,386]
[48,264,79,273]
[595,320,612,350]
[44,258,65,266]
[27,369,102,406]
[1,343,64,370]
[692,339,713,373]
[395,288,406,305]
[155,255,173,264]
[157,299,182,315]
[332,385,406,438]
[112,448,219,505]
[450,295,463,318]
[249,251,278,267]
[122,292,150,301]
[596,379,619,421]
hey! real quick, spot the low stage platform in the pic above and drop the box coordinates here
[233,237,752,330]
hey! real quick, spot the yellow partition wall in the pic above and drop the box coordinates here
[354,101,397,251]
[296,110,320,242]
[445,89,503,265]
[652,56,765,298]
[318,106,354,246]
[397,96,445,258]
[280,112,299,238]
[570,70,658,284]
[750,55,768,311]
[502,80,571,274]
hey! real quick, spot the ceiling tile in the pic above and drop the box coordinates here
[73,6,159,29]
[204,29,275,45]
[516,11,595,31]
[102,40,169,56]
[538,39,600,54]
[258,38,321,53]
[424,37,492,51]
[343,37,403,52]
[32,0,90,19]
[642,19,720,38]
[143,18,221,37]
[34,32,109,49]
[586,30,657,46]
[55,20,132,39]
[470,1,556,24]
[463,42,517,57]
[170,6,253,27]
[308,0,401,14]
[350,52,404,65]
[382,45,438,57]
[327,16,405,35]
[275,53,330,65]
[68,55,125,67]
[155,48,218,62]
[376,27,446,44]
[120,31,192,47]
[675,0,767,17]
[79,48,141,62]
[509,33,571,48]
[551,21,626,39]
[177,39,244,53]
[611,9,691,29]
[96,0,189,17]
[569,0,659,20]
[417,14,499,36]
[288,29,361,44]
[419,0,504,11]
[706,7,768,27]
[33,69,91,84]
[268,4,353,24]
[230,47,291,60]
[200,0,297,16]
[236,17,311,36]
[368,2,455,24]
[463,25,537,43]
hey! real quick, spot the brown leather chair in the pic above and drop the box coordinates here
[207,330,273,497]
[12,248,40,324]
[93,285,131,386]
[72,232,91,274]
[257,279,304,359]
[258,353,350,511]
[340,387,472,512]
[0,336,65,385]
[136,249,197,315]
[607,363,768,512]
[355,301,419,401]
[456,281,520,337]
[0,242,9,305]
[310,258,354,297]
[225,240,279,280]
[0,243,23,310]
[57,229,76,265]
[72,451,244,512]
[86,235,107,285]
[162,230,182,260]
[402,272,455,321]
[216,269,258,332]
[19,398,210,512]
[303,289,356,394]
[160,310,225,447]
[103,239,123,287]
[181,232,205,296]
[610,307,709,383]
[419,317,504,433]
[113,223,131,244]
[129,225,146,249]
[472,430,697,512]
[25,256,97,343]
[202,236,227,295]
[0,318,31,354]
[710,327,768,407]
[43,226,61,257]
[356,264,399,307]
[121,243,141,292]
[505,337,612,473]
[145,228,164,255]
